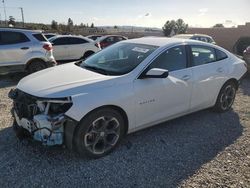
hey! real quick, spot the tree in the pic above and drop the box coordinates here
[51,20,58,30]
[162,20,176,37]
[114,25,118,29]
[213,23,224,28]
[162,19,188,36]
[42,24,49,31]
[67,18,74,31]
[90,23,94,28]
[8,16,16,26]
[175,19,188,34]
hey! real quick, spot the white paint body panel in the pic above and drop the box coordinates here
[16,38,247,134]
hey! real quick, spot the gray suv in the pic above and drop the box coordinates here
[0,28,56,74]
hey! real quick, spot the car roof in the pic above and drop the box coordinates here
[122,37,223,49]
[122,37,192,47]
[0,27,42,34]
[174,34,213,38]
[49,35,93,42]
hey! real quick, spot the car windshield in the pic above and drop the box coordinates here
[80,42,158,75]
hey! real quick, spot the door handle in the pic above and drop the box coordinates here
[20,47,29,50]
[181,75,191,81]
[217,67,224,73]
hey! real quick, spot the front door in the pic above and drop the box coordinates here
[134,45,193,128]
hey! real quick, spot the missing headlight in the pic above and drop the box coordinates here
[49,103,73,115]
[36,97,73,115]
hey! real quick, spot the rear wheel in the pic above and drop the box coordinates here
[213,82,237,112]
[75,108,125,158]
[27,60,47,74]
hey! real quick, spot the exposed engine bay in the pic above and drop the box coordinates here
[9,89,73,146]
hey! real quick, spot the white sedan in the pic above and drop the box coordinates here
[9,37,247,158]
[49,35,100,61]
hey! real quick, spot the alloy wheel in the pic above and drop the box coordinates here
[84,116,120,155]
[220,85,236,110]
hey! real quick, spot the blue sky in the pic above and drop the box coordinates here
[0,0,249,28]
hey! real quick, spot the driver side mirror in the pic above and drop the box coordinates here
[140,68,169,79]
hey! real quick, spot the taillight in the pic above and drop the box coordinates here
[43,44,52,51]
[95,43,100,48]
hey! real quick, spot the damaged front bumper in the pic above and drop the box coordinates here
[9,89,74,146]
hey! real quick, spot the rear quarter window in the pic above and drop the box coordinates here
[215,49,228,61]
[33,33,48,42]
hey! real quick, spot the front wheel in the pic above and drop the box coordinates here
[74,108,125,158]
[213,82,237,112]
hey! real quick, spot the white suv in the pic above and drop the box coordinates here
[0,28,56,74]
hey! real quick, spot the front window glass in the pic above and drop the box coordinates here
[80,42,158,75]
[148,46,187,72]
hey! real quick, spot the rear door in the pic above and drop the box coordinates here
[68,37,89,60]
[188,45,228,110]
[51,37,70,61]
[0,31,32,66]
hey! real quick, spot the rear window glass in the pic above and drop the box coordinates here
[33,34,48,42]
[191,46,216,66]
[216,49,228,61]
[0,31,30,45]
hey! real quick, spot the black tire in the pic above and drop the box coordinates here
[82,51,95,60]
[213,81,237,112]
[74,108,125,158]
[27,60,47,74]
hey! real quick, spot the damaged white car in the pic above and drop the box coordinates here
[9,37,247,158]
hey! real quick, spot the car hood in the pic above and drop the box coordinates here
[17,63,116,98]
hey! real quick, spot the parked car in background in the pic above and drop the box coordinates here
[243,46,250,71]
[44,33,57,39]
[173,34,216,44]
[86,35,103,41]
[234,37,250,56]
[0,28,56,74]
[49,35,100,62]
[96,35,128,49]
[10,37,247,158]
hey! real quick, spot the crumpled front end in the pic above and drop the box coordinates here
[9,89,73,146]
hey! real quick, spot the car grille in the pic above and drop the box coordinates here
[9,89,40,119]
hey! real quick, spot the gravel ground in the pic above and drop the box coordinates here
[0,74,249,188]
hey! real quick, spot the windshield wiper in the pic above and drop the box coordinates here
[83,65,109,75]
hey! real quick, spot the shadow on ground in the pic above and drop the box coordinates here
[0,73,26,88]
[0,109,243,187]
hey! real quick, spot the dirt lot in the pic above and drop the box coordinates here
[0,73,249,188]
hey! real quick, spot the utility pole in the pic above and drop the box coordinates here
[20,7,24,27]
[2,0,7,26]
